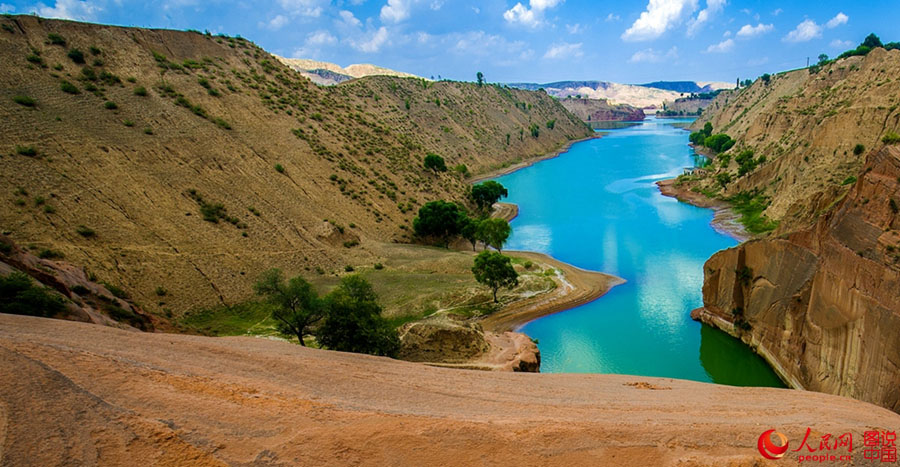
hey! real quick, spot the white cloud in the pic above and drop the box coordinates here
[452,31,532,65]
[705,38,734,53]
[337,9,362,28]
[260,14,289,30]
[605,13,620,22]
[278,0,324,17]
[622,0,698,42]
[31,0,101,21]
[783,19,822,43]
[503,0,563,28]
[736,23,773,38]
[628,46,678,63]
[351,26,389,52]
[826,12,848,29]
[307,30,337,45]
[381,0,413,23]
[543,42,583,59]
[687,0,725,36]
[565,23,582,34]
[429,0,443,10]
[0,3,14,13]
[830,39,853,49]
[772,8,782,16]
[722,30,731,37]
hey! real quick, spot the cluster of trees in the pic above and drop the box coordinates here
[413,181,511,250]
[424,153,447,172]
[254,270,399,357]
[837,33,899,60]
[735,149,766,177]
[689,122,735,153]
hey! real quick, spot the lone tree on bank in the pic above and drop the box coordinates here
[472,251,519,303]
[254,269,324,346]
[476,71,484,87]
[470,181,508,212]
[477,218,511,252]
[424,153,447,172]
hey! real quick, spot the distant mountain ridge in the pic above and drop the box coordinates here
[507,80,732,109]
[277,57,422,85]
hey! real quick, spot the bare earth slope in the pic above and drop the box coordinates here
[690,48,900,231]
[0,16,590,315]
[2,313,898,466]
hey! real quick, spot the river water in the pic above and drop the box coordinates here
[494,118,784,387]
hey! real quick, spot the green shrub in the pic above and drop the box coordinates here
[123,119,135,127]
[841,176,857,186]
[423,153,447,172]
[76,225,96,237]
[38,248,63,259]
[373,263,384,270]
[15,145,37,156]
[12,95,36,107]
[26,54,44,66]
[883,132,900,145]
[133,86,147,96]
[143,127,153,135]
[71,285,90,295]
[853,144,865,156]
[47,33,66,46]
[890,199,899,214]
[1,24,14,33]
[0,272,66,317]
[67,48,85,64]
[43,205,56,214]
[155,286,168,296]
[343,240,359,248]
[60,80,80,94]
[102,282,129,299]
[214,118,231,129]
[274,164,285,173]
[104,101,118,110]
[0,242,11,255]
[89,45,101,55]
[344,265,355,272]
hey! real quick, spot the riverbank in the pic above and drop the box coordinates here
[480,251,624,333]
[656,178,750,242]
[468,133,604,183]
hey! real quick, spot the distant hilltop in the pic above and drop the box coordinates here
[277,57,422,85]
[508,80,733,109]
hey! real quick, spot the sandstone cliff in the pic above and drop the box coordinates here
[694,146,900,412]
[558,97,645,122]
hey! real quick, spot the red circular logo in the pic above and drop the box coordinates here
[758,429,790,460]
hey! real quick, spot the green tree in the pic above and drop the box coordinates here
[477,218,511,253]
[316,275,399,357]
[413,201,466,246]
[472,252,518,303]
[817,53,829,65]
[254,269,323,346]
[460,216,479,251]
[423,153,447,172]
[476,71,484,87]
[470,181,508,211]
[760,73,771,85]
[862,33,883,49]
[0,272,67,317]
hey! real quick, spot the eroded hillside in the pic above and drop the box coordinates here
[688,48,900,231]
[0,16,591,314]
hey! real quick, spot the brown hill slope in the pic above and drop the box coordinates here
[2,313,898,466]
[688,48,900,232]
[558,97,644,122]
[0,16,590,315]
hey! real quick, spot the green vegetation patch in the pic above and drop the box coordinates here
[0,272,66,317]
[180,301,280,337]
[727,191,779,234]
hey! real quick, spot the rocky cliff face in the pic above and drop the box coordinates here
[559,98,645,122]
[694,146,900,412]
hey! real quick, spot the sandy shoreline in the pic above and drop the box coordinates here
[480,251,624,333]
[468,133,603,183]
[656,178,750,242]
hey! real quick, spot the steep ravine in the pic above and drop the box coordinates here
[693,146,900,412]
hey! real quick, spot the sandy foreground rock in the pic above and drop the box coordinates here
[2,313,898,466]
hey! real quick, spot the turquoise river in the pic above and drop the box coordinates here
[494,117,784,387]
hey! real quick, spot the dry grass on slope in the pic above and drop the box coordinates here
[688,48,900,232]
[0,15,590,317]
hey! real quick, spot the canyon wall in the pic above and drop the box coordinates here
[694,146,900,412]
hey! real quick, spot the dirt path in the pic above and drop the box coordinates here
[1,313,897,466]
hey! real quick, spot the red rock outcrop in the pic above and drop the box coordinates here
[694,146,900,412]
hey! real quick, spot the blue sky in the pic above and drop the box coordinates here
[3,0,897,83]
